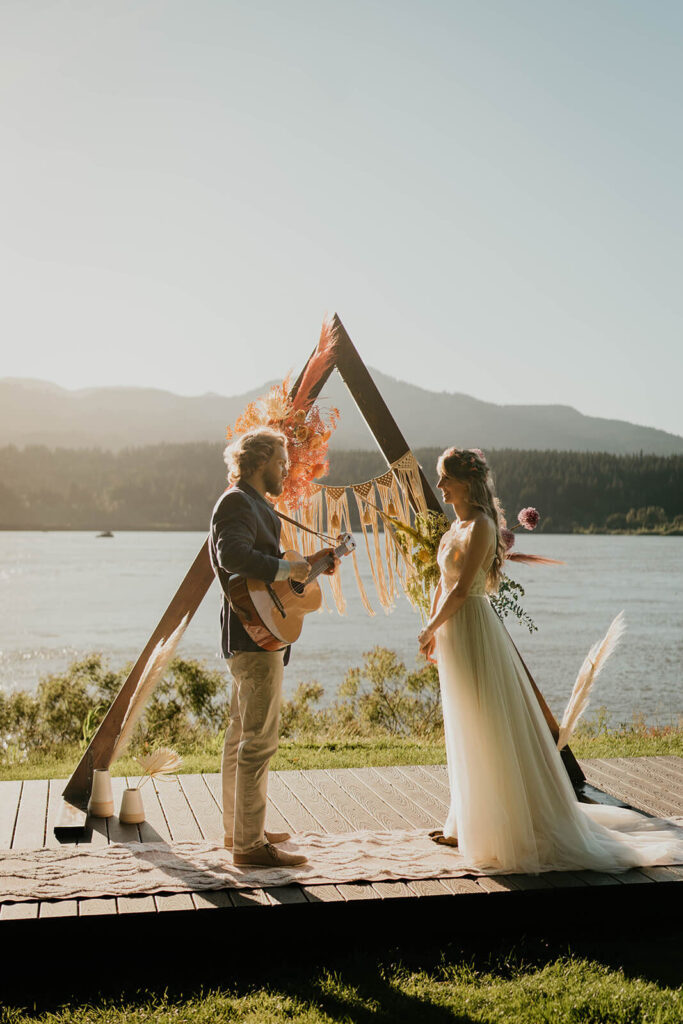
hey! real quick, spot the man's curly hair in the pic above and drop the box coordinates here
[223,428,288,484]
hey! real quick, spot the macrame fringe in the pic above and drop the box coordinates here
[273,449,431,619]
[325,486,374,615]
[352,482,392,613]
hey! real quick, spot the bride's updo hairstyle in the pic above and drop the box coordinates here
[437,447,507,593]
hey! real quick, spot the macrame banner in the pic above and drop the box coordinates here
[352,481,391,612]
[279,450,428,618]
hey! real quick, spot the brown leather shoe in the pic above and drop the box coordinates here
[224,831,290,850]
[233,842,307,868]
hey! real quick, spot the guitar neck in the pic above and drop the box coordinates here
[305,542,348,585]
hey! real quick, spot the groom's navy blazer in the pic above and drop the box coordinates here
[209,482,289,661]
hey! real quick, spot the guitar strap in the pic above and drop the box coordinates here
[271,506,338,546]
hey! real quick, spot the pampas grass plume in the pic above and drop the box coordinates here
[557,611,626,750]
[109,615,189,766]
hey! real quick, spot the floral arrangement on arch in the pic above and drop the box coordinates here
[225,322,340,510]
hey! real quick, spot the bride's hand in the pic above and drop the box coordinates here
[418,625,435,648]
[421,636,436,664]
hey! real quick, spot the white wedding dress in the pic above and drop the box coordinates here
[435,517,683,874]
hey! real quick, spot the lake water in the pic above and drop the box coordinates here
[0,532,681,727]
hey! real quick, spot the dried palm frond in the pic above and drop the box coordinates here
[292,317,338,411]
[135,747,183,788]
[108,616,189,766]
[557,611,626,750]
[506,552,564,566]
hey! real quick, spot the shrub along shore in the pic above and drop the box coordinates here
[1,649,680,781]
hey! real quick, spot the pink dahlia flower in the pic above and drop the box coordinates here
[501,528,516,550]
[518,507,540,531]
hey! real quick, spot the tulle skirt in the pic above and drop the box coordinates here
[436,595,683,874]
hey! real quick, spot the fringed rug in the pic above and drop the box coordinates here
[0,830,473,902]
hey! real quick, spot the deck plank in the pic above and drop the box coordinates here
[151,777,201,912]
[276,773,367,904]
[439,877,485,895]
[45,780,72,850]
[118,894,157,915]
[0,780,22,849]
[615,758,683,814]
[640,865,683,883]
[475,875,519,893]
[372,881,416,899]
[327,768,418,832]
[331,769,454,899]
[178,775,223,842]
[12,778,48,850]
[390,766,450,816]
[336,881,380,901]
[39,900,79,919]
[350,767,439,829]
[78,897,118,917]
[320,770,421,900]
[131,777,193,913]
[302,769,388,831]
[268,773,325,833]
[574,870,624,887]
[40,781,79,919]
[152,777,203,842]
[0,901,40,921]
[581,759,680,817]
[278,771,352,833]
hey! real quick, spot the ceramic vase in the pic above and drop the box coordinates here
[87,768,114,818]
[119,787,145,824]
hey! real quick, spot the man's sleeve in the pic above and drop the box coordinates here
[213,491,283,583]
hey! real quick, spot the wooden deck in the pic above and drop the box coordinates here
[1,757,682,966]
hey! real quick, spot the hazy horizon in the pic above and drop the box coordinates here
[3,1,682,434]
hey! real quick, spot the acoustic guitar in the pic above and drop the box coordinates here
[227,533,356,651]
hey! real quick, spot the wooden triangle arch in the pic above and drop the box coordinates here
[57,313,584,830]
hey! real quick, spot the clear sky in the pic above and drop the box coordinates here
[2,0,682,435]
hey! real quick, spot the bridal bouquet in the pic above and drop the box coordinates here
[389,506,548,631]
[389,509,450,618]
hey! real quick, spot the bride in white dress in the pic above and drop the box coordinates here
[417,447,683,875]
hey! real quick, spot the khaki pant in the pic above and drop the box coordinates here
[221,650,285,854]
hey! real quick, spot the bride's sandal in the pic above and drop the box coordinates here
[429,830,459,847]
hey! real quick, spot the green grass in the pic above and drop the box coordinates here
[2,945,682,1023]
[1,729,681,782]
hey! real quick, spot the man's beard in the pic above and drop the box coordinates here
[264,471,284,497]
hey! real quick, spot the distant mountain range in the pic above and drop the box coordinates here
[1,373,681,455]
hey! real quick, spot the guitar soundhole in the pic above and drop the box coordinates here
[289,580,305,596]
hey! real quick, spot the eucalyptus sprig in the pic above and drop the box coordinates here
[490,575,537,633]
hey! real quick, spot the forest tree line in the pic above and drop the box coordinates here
[0,443,681,533]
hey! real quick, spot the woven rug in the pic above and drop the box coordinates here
[0,830,474,902]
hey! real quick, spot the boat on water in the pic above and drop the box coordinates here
[96,531,114,538]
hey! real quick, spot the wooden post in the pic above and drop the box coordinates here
[331,315,442,514]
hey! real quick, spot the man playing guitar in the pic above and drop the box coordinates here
[209,427,339,867]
